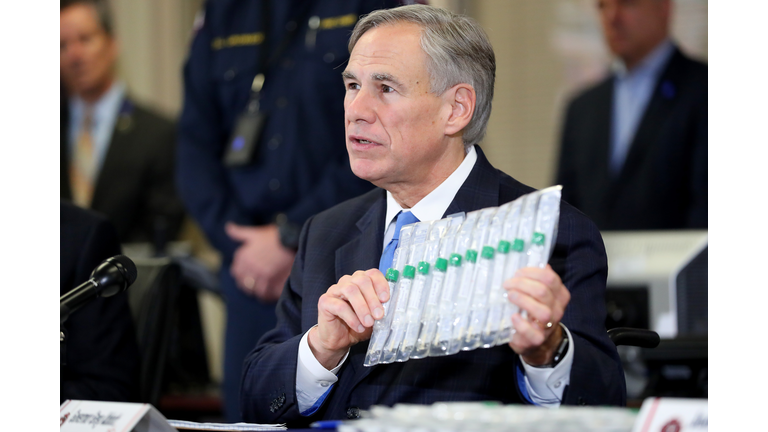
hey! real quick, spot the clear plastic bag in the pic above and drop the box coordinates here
[398,218,449,360]
[364,223,416,366]
[363,267,400,366]
[413,216,463,359]
[479,201,513,347]
[432,211,478,356]
[496,191,541,345]
[380,220,431,363]
[363,187,563,366]
[453,207,497,352]
[526,186,562,269]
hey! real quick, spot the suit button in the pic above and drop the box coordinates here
[277,97,288,108]
[269,179,281,191]
[577,396,587,406]
[224,68,236,81]
[268,134,282,150]
[269,393,286,413]
[346,407,360,419]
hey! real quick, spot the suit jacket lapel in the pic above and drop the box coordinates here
[335,192,386,384]
[592,81,615,192]
[61,122,73,200]
[335,194,386,281]
[612,48,683,194]
[91,97,135,209]
[444,146,503,216]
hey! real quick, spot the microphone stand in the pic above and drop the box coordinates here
[59,255,138,367]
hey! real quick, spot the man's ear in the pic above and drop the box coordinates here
[444,83,476,137]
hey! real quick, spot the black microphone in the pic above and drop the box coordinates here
[60,255,138,324]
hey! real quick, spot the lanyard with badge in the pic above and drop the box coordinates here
[223,1,314,167]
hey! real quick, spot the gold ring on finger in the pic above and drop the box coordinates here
[244,276,256,289]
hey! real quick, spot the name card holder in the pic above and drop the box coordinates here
[60,400,176,432]
[632,397,708,432]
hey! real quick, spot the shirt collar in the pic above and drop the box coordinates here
[384,145,478,229]
[613,39,675,80]
[69,81,126,126]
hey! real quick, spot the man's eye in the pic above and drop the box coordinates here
[346,82,360,90]
[382,85,394,93]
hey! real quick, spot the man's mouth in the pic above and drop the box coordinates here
[350,135,379,145]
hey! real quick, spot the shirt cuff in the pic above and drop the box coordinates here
[519,324,574,407]
[295,325,350,415]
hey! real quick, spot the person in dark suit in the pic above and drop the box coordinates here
[61,201,140,402]
[240,5,624,426]
[178,0,404,420]
[60,0,185,244]
[555,0,707,230]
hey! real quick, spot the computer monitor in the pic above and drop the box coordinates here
[601,230,708,339]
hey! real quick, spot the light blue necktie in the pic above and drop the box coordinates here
[378,211,420,274]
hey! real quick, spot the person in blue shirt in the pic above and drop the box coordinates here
[177,0,407,421]
[60,0,185,244]
[556,0,707,230]
[60,201,140,403]
[240,5,623,426]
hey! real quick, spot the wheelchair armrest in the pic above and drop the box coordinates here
[608,327,660,348]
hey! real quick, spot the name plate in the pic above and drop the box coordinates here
[632,397,708,432]
[60,400,176,432]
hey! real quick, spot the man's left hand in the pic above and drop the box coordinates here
[226,222,296,302]
[504,264,571,366]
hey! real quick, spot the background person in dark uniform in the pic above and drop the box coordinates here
[555,0,707,230]
[240,6,623,425]
[61,201,140,403]
[177,0,407,421]
[60,0,186,244]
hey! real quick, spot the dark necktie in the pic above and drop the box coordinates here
[378,211,420,274]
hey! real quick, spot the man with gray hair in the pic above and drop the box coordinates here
[241,5,624,425]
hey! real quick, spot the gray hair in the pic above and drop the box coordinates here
[349,4,496,148]
[61,0,114,36]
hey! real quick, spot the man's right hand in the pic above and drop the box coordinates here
[308,269,390,370]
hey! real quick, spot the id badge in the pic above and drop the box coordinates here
[224,104,267,167]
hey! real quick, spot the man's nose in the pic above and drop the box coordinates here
[345,87,377,124]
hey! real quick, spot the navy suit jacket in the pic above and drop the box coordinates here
[241,147,625,426]
[556,46,708,230]
[60,201,140,402]
[61,96,186,243]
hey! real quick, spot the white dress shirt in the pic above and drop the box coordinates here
[295,145,573,413]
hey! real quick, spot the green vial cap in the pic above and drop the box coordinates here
[417,261,430,275]
[465,249,478,263]
[434,257,448,272]
[449,253,463,267]
[481,246,495,259]
[402,265,416,279]
[512,238,525,252]
[498,240,511,254]
[385,268,399,283]
[532,232,545,246]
